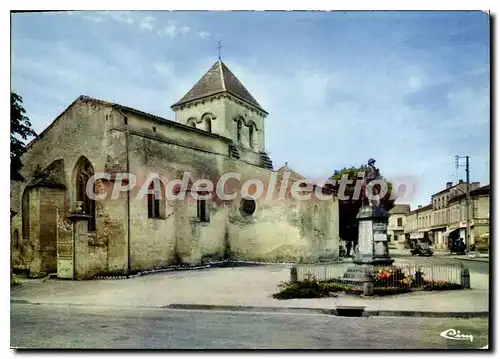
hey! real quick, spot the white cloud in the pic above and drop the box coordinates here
[139,15,157,31]
[109,11,135,25]
[76,11,206,40]
[81,14,104,23]
[158,21,177,37]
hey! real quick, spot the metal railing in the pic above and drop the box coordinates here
[295,259,465,291]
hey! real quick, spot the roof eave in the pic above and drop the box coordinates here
[115,104,233,143]
[171,91,268,115]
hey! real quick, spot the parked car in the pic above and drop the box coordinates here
[411,242,433,256]
[450,239,466,255]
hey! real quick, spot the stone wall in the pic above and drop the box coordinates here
[38,187,65,273]
[105,109,339,271]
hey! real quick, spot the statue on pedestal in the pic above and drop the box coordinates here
[363,158,382,208]
[343,159,394,292]
[352,158,394,265]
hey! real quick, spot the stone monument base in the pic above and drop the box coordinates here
[343,204,395,284]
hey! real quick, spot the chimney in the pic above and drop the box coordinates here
[446,182,452,189]
[471,181,480,190]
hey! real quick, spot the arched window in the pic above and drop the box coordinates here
[197,191,210,223]
[249,125,254,149]
[205,118,212,133]
[22,189,30,239]
[74,157,96,231]
[13,229,19,249]
[237,118,243,143]
[147,179,165,219]
[201,113,214,133]
[187,118,197,128]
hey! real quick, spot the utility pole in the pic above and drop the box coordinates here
[465,156,471,253]
[455,155,471,253]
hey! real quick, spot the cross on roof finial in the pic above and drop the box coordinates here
[217,41,223,60]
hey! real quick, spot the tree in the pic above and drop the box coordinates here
[10,92,36,285]
[11,92,36,181]
[330,165,396,254]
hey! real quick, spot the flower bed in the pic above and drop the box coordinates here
[273,266,464,299]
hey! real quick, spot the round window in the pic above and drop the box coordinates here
[240,198,256,216]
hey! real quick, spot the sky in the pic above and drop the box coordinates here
[11,10,490,208]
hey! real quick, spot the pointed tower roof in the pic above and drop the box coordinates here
[171,60,267,114]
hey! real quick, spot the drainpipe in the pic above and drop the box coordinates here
[116,107,131,276]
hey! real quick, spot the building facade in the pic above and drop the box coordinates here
[387,204,410,246]
[404,204,433,247]
[404,181,490,250]
[10,60,340,278]
[446,184,490,250]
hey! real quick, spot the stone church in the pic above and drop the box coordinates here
[10,60,340,279]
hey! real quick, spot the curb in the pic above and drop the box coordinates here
[164,303,489,319]
[165,303,335,315]
[90,261,293,280]
[10,300,489,319]
[454,257,489,263]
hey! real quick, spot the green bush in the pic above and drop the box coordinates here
[10,274,21,286]
[272,273,464,300]
[273,274,340,299]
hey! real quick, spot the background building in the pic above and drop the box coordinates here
[404,181,490,251]
[446,184,490,251]
[388,204,410,248]
[404,204,433,247]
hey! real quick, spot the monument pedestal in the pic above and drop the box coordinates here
[353,205,394,266]
[343,205,394,288]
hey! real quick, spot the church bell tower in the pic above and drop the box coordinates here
[171,60,271,168]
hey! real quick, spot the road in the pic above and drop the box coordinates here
[10,303,489,349]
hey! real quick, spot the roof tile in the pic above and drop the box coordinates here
[172,61,266,113]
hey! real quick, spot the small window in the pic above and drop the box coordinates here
[187,118,197,128]
[147,181,164,219]
[205,118,212,133]
[249,125,254,149]
[13,229,19,249]
[240,198,256,216]
[197,195,210,223]
[397,217,403,227]
[237,118,243,142]
[22,189,29,239]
